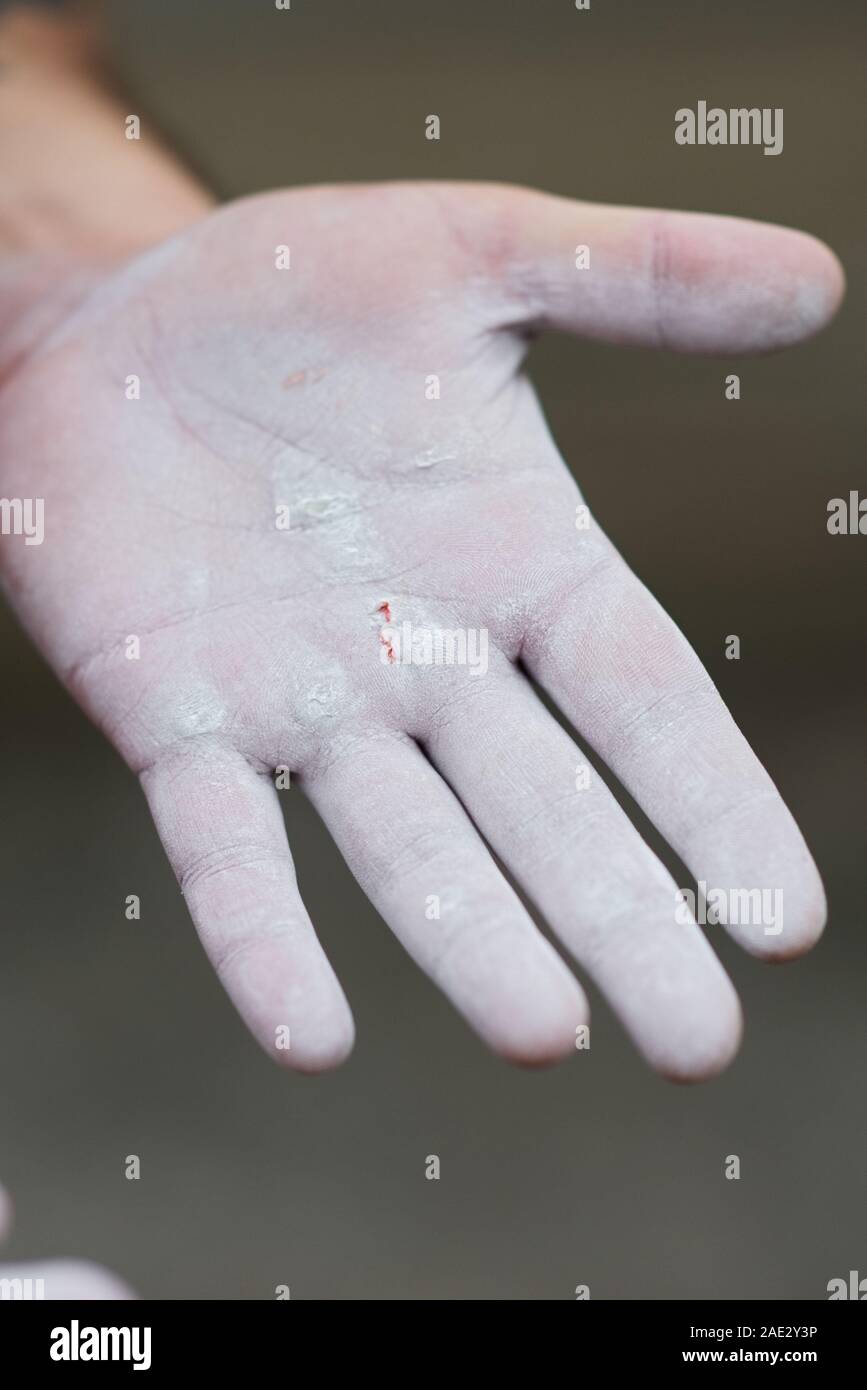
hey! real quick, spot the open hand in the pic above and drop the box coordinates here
[0,183,843,1078]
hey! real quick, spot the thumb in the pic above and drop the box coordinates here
[464,184,845,354]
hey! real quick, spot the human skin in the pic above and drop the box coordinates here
[0,9,845,1081]
[0,1177,133,1298]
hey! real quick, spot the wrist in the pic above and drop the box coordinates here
[0,3,213,376]
[0,5,213,256]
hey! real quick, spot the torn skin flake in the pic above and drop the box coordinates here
[379,630,396,663]
[375,600,396,662]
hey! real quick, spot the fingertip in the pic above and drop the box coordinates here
[653,981,744,1084]
[267,1004,356,1075]
[35,1259,137,1300]
[732,867,827,962]
[484,969,590,1069]
[651,211,846,353]
[765,227,846,347]
[495,998,590,1070]
[807,234,845,321]
[212,922,356,1075]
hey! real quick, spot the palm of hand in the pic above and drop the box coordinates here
[0,183,842,1076]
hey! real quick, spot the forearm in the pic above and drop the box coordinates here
[0,3,214,364]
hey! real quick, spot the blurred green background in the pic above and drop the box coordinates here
[0,0,864,1299]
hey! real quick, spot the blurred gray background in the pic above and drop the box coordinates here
[0,0,864,1299]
